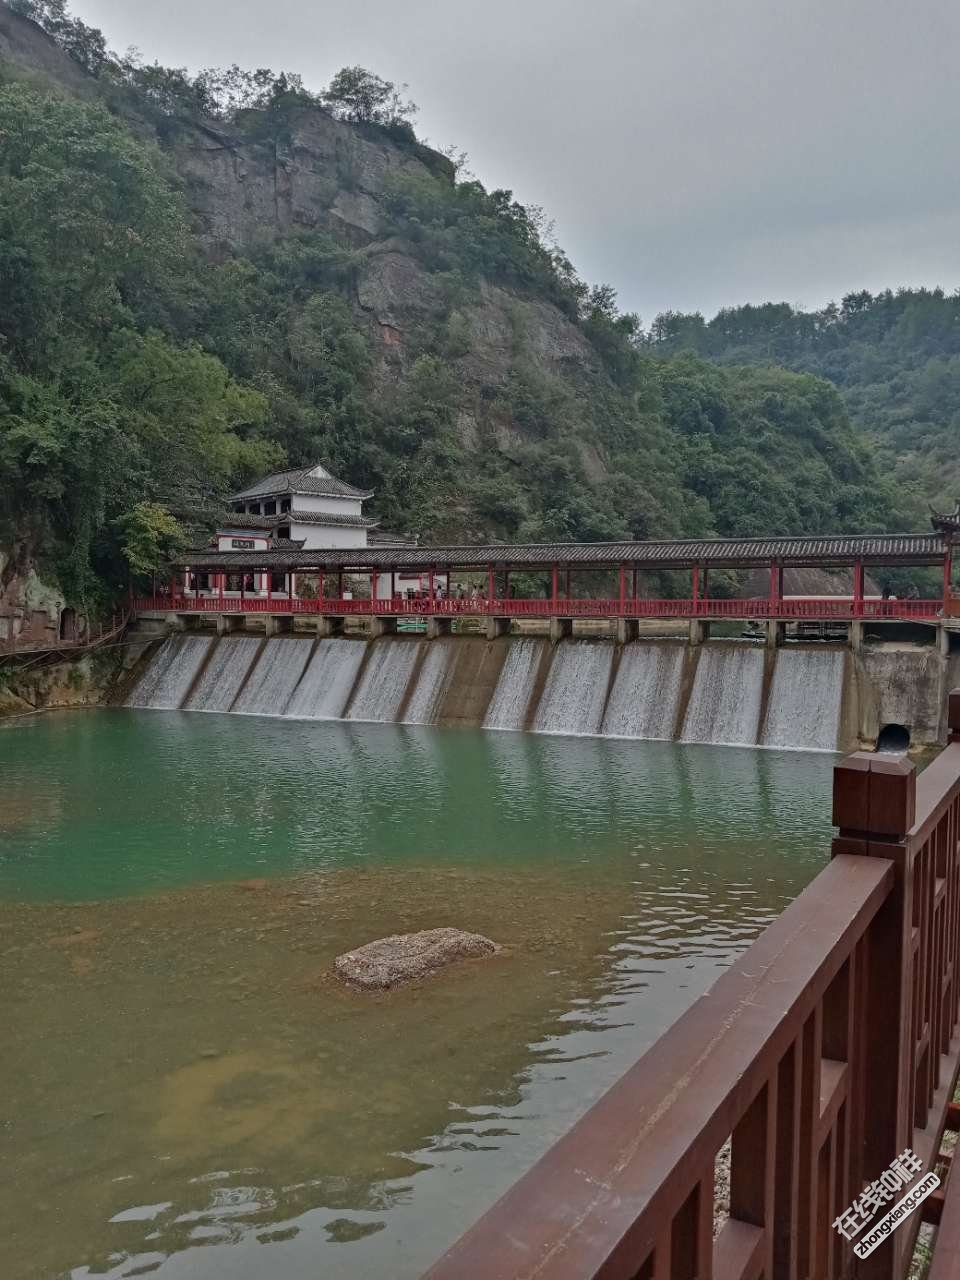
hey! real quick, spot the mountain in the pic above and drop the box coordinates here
[649,292,960,520]
[0,1,914,610]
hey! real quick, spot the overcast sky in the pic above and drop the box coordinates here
[73,0,960,324]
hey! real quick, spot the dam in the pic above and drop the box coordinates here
[126,629,953,751]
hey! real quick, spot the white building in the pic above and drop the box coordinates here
[186,462,425,600]
[226,462,378,550]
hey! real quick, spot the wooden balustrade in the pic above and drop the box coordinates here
[421,692,960,1279]
[131,594,944,623]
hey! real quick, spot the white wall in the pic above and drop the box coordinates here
[294,522,368,550]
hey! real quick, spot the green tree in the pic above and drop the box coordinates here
[323,66,416,126]
[117,502,187,579]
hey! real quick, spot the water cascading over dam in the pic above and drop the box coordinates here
[127,633,849,752]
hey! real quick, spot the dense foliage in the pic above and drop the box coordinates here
[650,291,960,518]
[0,0,920,611]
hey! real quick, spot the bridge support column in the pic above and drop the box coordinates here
[370,615,398,638]
[263,614,292,637]
[316,615,344,638]
[939,623,952,657]
[615,617,639,644]
[425,617,452,640]
[550,617,573,643]
[850,620,864,654]
[689,619,710,646]
[486,616,510,641]
[765,619,785,649]
[216,614,241,636]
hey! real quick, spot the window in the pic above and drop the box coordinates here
[264,500,277,515]
[278,526,291,540]
[280,498,291,513]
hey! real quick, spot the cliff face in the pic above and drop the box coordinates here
[0,4,601,449]
[1,1,902,571]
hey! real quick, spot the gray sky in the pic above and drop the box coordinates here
[74,0,960,323]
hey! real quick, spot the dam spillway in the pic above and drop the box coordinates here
[126,632,858,752]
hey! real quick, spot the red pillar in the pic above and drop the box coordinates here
[194,571,199,605]
[944,551,953,605]
[219,573,225,608]
[240,573,245,608]
[488,563,495,611]
[337,571,343,600]
[632,566,638,602]
[769,561,783,612]
[551,562,558,606]
[370,570,377,610]
[428,566,435,609]
[692,564,700,614]
[853,560,864,617]
[504,571,510,600]
[618,562,626,612]
[170,573,176,603]
[390,568,396,599]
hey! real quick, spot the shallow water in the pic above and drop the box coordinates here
[0,710,837,1279]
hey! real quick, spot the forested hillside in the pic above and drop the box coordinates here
[0,0,916,613]
[650,291,960,514]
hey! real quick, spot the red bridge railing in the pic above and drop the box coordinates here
[131,595,944,622]
[421,694,960,1280]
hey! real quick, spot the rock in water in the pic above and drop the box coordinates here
[334,928,497,990]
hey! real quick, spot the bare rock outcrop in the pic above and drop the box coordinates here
[334,927,497,990]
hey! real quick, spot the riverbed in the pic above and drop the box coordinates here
[0,710,836,1279]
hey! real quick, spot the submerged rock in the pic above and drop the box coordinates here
[334,928,497,990]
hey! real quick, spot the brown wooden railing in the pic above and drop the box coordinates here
[423,692,960,1279]
[0,612,127,660]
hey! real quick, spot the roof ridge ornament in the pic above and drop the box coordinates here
[931,500,960,536]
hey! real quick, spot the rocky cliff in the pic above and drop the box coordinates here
[0,1,905,572]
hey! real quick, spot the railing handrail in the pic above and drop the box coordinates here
[911,740,960,843]
[130,594,945,622]
[422,855,894,1278]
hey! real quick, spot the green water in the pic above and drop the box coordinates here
[0,710,837,1279]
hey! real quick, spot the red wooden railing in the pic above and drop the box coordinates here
[421,693,960,1279]
[131,595,944,622]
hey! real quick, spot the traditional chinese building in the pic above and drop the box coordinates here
[186,462,424,600]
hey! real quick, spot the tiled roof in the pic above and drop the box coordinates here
[367,529,418,547]
[174,532,948,572]
[219,509,378,530]
[230,463,372,501]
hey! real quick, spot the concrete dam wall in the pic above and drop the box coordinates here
[126,632,956,751]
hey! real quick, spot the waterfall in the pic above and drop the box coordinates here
[533,641,614,737]
[127,635,212,710]
[483,639,546,731]
[680,646,765,747]
[761,649,844,752]
[345,640,419,723]
[233,638,314,716]
[184,636,262,713]
[284,638,367,721]
[403,642,454,725]
[126,629,843,755]
[601,644,684,740]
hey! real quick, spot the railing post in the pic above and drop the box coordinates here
[832,750,916,1278]
[949,688,960,743]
